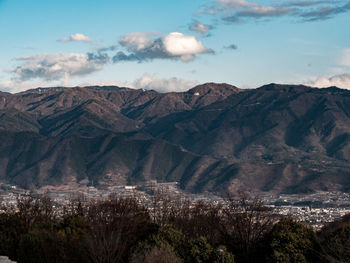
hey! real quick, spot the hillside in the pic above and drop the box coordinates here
[0,83,350,194]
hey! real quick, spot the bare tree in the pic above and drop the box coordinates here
[84,196,151,263]
[147,185,182,226]
[168,200,224,246]
[16,194,55,228]
[221,193,277,263]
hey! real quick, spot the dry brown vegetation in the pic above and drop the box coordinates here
[0,192,348,263]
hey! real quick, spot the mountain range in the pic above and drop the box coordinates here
[1,83,350,194]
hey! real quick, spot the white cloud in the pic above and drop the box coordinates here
[163,32,210,61]
[113,32,213,63]
[309,73,350,89]
[131,74,198,93]
[58,33,92,42]
[12,53,104,81]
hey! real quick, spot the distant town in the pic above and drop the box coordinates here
[1,181,350,230]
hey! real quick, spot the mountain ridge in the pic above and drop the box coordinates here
[1,83,350,194]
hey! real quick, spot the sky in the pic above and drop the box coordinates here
[0,0,350,93]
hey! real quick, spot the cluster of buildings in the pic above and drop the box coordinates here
[260,192,350,229]
[1,182,350,229]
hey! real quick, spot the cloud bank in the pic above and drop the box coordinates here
[131,74,198,93]
[1,73,198,94]
[78,74,198,93]
[0,79,56,93]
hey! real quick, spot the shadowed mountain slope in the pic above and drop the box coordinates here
[0,83,350,194]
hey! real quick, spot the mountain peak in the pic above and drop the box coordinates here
[19,87,67,94]
[85,85,131,92]
[258,83,312,92]
[187,82,240,95]
[321,86,348,93]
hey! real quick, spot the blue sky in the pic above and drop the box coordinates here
[0,0,350,92]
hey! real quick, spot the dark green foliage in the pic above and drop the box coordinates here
[265,218,323,263]
[131,226,235,263]
[0,213,27,261]
[17,229,65,263]
[318,214,350,262]
[187,237,235,263]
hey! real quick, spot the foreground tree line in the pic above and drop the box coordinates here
[0,192,350,263]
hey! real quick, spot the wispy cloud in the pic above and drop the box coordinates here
[58,33,92,43]
[236,6,294,18]
[309,73,350,89]
[300,1,350,21]
[218,0,295,15]
[112,32,213,63]
[217,0,251,9]
[222,16,245,24]
[224,44,238,50]
[206,0,350,23]
[214,0,296,23]
[281,1,335,7]
[189,20,213,34]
